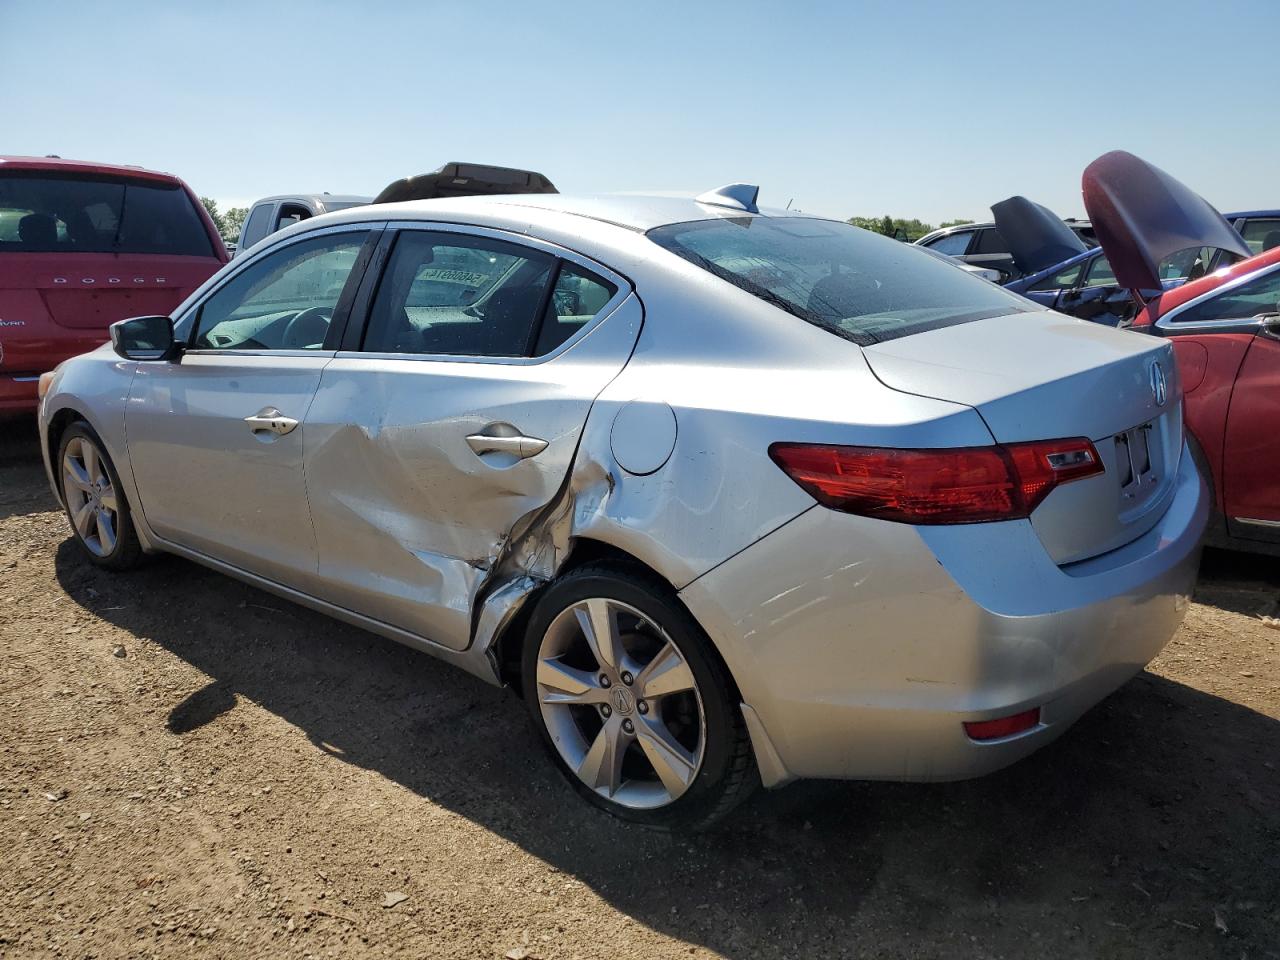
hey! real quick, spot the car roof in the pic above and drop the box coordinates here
[1222,209,1280,220]
[252,193,373,206]
[349,192,827,233]
[0,154,184,185]
[1152,245,1280,317]
[918,222,993,240]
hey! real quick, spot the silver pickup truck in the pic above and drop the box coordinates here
[235,163,559,256]
[235,193,372,256]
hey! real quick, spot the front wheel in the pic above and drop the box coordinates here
[521,562,757,830]
[57,422,143,571]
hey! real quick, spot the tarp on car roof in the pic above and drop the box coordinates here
[373,162,557,204]
[990,196,1089,276]
[1082,150,1250,292]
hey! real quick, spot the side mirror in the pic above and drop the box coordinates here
[109,315,179,361]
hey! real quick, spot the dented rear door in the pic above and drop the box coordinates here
[302,228,641,651]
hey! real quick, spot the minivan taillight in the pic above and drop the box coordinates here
[768,438,1103,524]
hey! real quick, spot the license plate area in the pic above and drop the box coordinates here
[1114,421,1159,504]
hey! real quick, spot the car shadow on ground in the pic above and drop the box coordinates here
[1195,547,1280,618]
[0,417,53,522]
[52,542,1280,957]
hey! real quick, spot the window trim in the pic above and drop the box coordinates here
[338,220,632,366]
[1155,260,1280,335]
[179,222,382,357]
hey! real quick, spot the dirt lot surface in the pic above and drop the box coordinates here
[1,415,1277,959]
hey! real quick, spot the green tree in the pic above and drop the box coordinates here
[846,216,938,242]
[222,206,249,243]
[938,218,973,229]
[846,216,884,233]
[199,196,226,237]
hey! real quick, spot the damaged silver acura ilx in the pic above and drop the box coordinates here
[38,184,1205,829]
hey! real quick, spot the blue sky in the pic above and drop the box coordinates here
[4,0,1277,224]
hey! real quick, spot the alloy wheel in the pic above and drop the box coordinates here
[61,436,119,557]
[536,597,707,809]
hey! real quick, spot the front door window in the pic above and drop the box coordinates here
[191,231,369,350]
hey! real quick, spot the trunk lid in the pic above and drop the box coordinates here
[862,313,1182,564]
[1082,150,1251,291]
[990,196,1088,276]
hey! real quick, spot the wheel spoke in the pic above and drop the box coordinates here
[636,717,698,799]
[72,500,95,537]
[575,598,623,672]
[636,642,696,700]
[95,511,116,553]
[86,446,104,485]
[577,719,628,797]
[99,489,119,512]
[537,657,609,705]
[63,457,92,493]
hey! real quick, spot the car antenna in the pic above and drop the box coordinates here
[696,183,760,214]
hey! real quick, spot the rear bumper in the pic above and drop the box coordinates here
[0,374,41,413]
[680,441,1207,785]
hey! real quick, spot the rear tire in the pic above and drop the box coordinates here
[521,561,757,831]
[57,422,143,571]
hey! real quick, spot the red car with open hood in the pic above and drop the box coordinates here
[1083,150,1280,554]
[0,156,227,413]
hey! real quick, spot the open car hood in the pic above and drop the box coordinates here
[990,196,1088,276]
[1082,150,1250,291]
[373,162,557,204]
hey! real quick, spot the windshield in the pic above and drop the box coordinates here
[648,217,1035,345]
[0,173,214,257]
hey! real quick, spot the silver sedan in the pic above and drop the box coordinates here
[37,185,1207,829]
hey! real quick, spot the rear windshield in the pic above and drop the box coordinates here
[0,173,215,257]
[648,217,1035,345]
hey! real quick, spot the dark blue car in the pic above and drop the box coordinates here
[1004,207,1280,326]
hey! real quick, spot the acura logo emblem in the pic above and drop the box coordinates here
[1150,361,1167,406]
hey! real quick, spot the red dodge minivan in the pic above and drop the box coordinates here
[0,156,227,413]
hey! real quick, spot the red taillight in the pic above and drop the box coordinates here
[963,708,1041,741]
[769,437,1102,524]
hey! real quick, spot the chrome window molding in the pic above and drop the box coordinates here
[1154,260,1280,334]
[384,219,634,294]
[176,349,339,360]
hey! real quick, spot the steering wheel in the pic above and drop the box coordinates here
[282,306,332,349]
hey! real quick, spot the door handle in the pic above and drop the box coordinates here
[244,407,299,436]
[465,431,548,460]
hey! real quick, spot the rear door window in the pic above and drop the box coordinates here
[923,230,973,256]
[0,173,213,256]
[239,204,273,250]
[535,263,618,355]
[275,203,312,233]
[970,228,1009,255]
[1082,256,1118,287]
[1239,218,1280,255]
[1029,260,1085,291]
[1170,268,1280,325]
[361,231,555,357]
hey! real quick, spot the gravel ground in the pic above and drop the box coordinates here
[1,414,1277,959]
